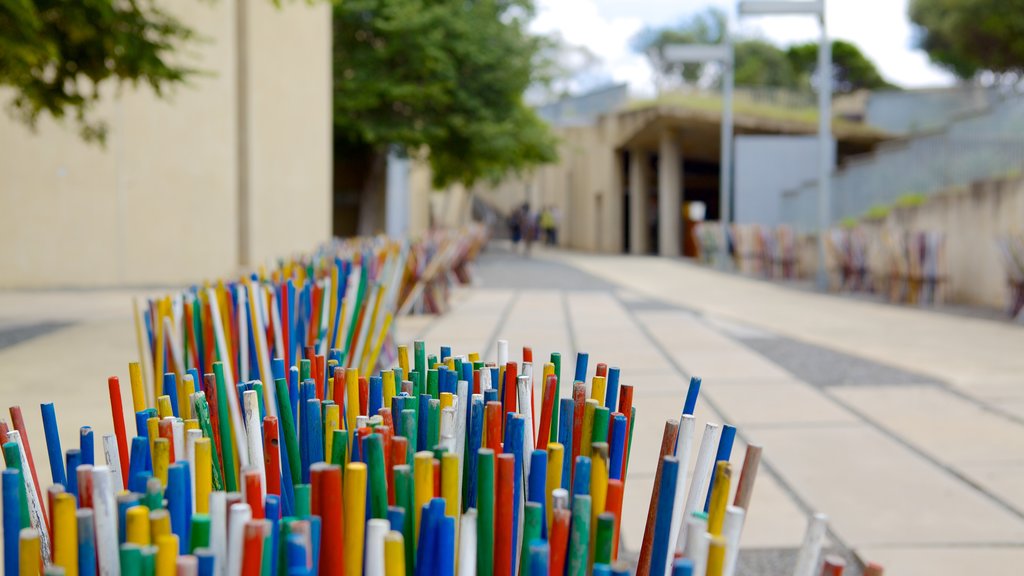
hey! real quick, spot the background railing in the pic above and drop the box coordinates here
[781,96,1024,233]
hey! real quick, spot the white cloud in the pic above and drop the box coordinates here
[533,0,956,96]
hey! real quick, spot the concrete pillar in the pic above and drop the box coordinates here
[658,128,682,257]
[629,149,648,255]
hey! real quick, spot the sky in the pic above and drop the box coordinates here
[530,0,956,97]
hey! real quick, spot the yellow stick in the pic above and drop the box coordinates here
[359,288,386,374]
[384,531,406,576]
[382,370,397,410]
[590,376,606,405]
[589,443,609,569]
[19,528,40,576]
[127,506,152,546]
[398,346,410,376]
[345,463,368,576]
[157,396,174,420]
[129,361,148,413]
[441,452,459,519]
[150,509,172,540]
[439,392,454,412]
[154,299,165,399]
[468,352,480,363]
[153,438,170,487]
[546,442,564,531]
[53,493,78,576]
[147,418,160,463]
[325,404,341,463]
[413,451,434,542]
[195,439,212,515]
[184,419,200,433]
[132,298,152,408]
[707,462,732,536]
[346,369,360,444]
[365,313,393,377]
[155,533,178,576]
[707,535,726,576]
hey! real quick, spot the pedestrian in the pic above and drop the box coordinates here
[540,206,556,246]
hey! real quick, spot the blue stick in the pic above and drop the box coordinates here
[369,376,383,417]
[166,462,191,553]
[573,352,589,384]
[80,426,95,466]
[605,367,620,412]
[703,424,736,512]
[649,456,680,576]
[277,409,296,517]
[2,469,20,575]
[557,398,574,492]
[163,372,180,418]
[418,395,431,452]
[78,508,97,576]
[118,494,139,544]
[308,515,322,576]
[266,494,281,568]
[571,456,591,499]
[466,396,484,510]
[196,549,216,576]
[483,388,499,405]
[128,437,150,493]
[41,402,66,487]
[529,541,549,576]
[66,448,81,499]
[527,450,548,539]
[672,558,694,576]
[388,505,406,533]
[505,415,525,575]
[683,377,702,416]
[438,515,455,576]
[608,414,627,481]
[305,398,324,468]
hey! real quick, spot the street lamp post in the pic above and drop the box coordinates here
[661,41,734,269]
[738,0,831,289]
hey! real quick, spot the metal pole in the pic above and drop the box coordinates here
[719,33,735,270]
[815,1,832,290]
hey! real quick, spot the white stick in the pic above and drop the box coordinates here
[91,466,119,575]
[516,374,535,481]
[677,422,721,553]
[249,281,278,419]
[207,288,249,469]
[722,506,746,576]
[683,516,710,576]
[226,503,252,576]
[237,286,250,383]
[243,390,267,498]
[210,491,227,576]
[497,340,508,370]
[793,513,827,576]
[458,510,477,576]
[171,419,186,464]
[8,431,51,565]
[480,369,492,392]
[366,518,390,576]
[455,379,469,518]
[440,406,456,453]
[665,414,696,576]
[187,429,203,514]
[101,434,124,493]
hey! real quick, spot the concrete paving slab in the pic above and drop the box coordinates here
[856,545,1024,576]
[705,381,859,428]
[752,423,1024,546]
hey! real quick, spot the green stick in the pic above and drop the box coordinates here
[190,515,211,552]
[193,393,225,490]
[428,398,441,450]
[401,409,417,465]
[477,448,496,576]
[550,352,561,443]
[567,494,591,576]
[624,406,636,481]
[213,362,238,491]
[591,407,610,445]
[394,464,415,576]
[594,512,614,566]
[294,484,311,517]
[365,434,388,519]
[1,444,30,528]
[414,341,426,378]
[520,502,543,576]
[274,377,302,489]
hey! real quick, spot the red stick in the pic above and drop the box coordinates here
[389,437,407,506]
[502,363,518,434]
[263,416,282,498]
[77,466,94,509]
[605,479,624,561]
[375,425,392,489]
[241,520,266,576]
[315,355,326,400]
[158,419,176,462]
[570,382,586,484]
[485,401,503,454]
[358,378,369,417]
[522,347,533,364]
[549,508,571,576]
[473,370,481,395]
[494,454,515,576]
[378,408,393,431]
[536,374,557,452]
[205,374,225,475]
[636,420,679,576]
[107,377,131,488]
[320,465,344,576]
[432,459,441,498]
[617,385,634,483]
[333,367,346,416]
[596,363,608,378]
[0,419,9,444]
[244,469,264,520]
[9,407,43,511]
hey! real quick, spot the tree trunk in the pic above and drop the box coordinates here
[357,148,387,236]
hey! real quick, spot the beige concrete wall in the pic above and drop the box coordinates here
[0,0,331,288]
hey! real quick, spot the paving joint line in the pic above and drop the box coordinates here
[481,290,521,360]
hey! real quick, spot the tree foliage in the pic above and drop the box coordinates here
[733,40,796,87]
[786,40,895,93]
[631,7,727,84]
[909,0,1024,81]
[0,0,196,141]
[333,0,557,189]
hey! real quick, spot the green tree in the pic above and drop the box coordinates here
[733,39,797,88]
[631,7,727,85]
[909,0,1024,80]
[786,40,895,93]
[333,0,557,225]
[0,0,196,141]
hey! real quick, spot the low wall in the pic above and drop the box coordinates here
[800,176,1024,309]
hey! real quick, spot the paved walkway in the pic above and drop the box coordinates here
[2,247,1022,575]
